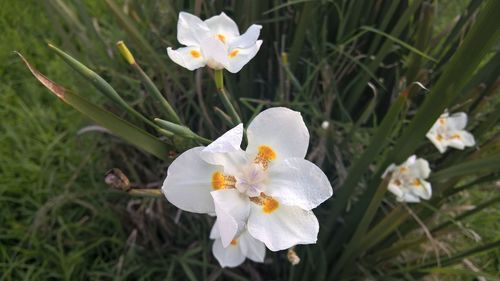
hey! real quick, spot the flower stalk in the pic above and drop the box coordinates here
[214,69,241,125]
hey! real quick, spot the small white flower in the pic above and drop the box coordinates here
[210,220,265,268]
[426,111,475,153]
[382,155,432,203]
[167,12,263,73]
[163,107,333,251]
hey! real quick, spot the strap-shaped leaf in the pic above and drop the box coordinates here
[17,52,172,161]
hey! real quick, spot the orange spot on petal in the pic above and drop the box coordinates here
[217,34,226,43]
[263,197,279,214]
[229,49,239,58]
[190,50,201,58]
[230,239,238,245]
[412,178,422,187]
[211,171,225,190]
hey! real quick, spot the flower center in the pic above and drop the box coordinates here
[235,164,267,197]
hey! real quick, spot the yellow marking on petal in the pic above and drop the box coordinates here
[394,179,402,186]
[451,134,461,139]
[255,145,277,170]
[230,239,238,246]
[229,49,239,58]
[436,134,444,141]
[262,197,279,214]
[217,34,226,43]
[439,118,446,126]
[190,50,201,58]
[411,178,422,188]
[399,166,408,174]
[212,171,225,190]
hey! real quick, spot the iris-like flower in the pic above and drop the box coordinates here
[167,12,263,73]
[382,155,432,203]
[426,111,475,153]
[210,220,265,268]
[163,107,333,251]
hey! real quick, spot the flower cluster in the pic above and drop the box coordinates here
[167,12,262,73]
[384,110,476,202]
[162,107,333,267]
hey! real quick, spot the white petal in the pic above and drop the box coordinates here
[408,158,431,179]
[410,179,432,200]
[398,192,421,203]
[382,163,397,178]
[210,220,221,239]
[200,37,229,69]
[447,130,475,150]
[200,124,247,175]
[265,158,332,210]
[167,47,206,70]
[162,147,218,213]
[225,40,263,73]
[205,12,240,38]
[212,238,245,268]
[229,24,262,49]
[211,189,250,247]
[388,182,404,198]
[446,112,468,130]
[246,107,310,162]
[247,203,319,251]
[239,230,266,263]
[426,131,447,153]
[177,12,209,46]
[425,131,447,154]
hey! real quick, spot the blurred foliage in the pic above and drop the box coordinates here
[2,0,500,280]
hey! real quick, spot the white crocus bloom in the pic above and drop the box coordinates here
[167,11,263,73]
[163,107,333,251]
[382,155,432,203]
[210,220,265,268]
[426,111,475,153]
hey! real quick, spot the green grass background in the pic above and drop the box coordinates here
[1,0,498,280]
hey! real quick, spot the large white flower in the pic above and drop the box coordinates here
[210,220,265,268]
[426,111,475,153]
[382,155,432,203]
[163,107,333,251]
[167,12,263,73]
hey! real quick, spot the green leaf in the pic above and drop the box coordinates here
[17,52,171,161]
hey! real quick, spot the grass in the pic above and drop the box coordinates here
[1,0,499,280]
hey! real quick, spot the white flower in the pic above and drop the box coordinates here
[163,107,333,251]
[382,155,432,203]
[167,12,263,73]
[210,220,265,268]
[426,111,475,153]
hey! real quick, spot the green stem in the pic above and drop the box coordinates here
[214,69,241,125]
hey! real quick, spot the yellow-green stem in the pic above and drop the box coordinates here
[214,69,241,125]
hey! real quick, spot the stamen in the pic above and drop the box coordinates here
[229,49,239,58]
[190,50,201,58]
[255,145,276,169]
[217,34,226,43]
